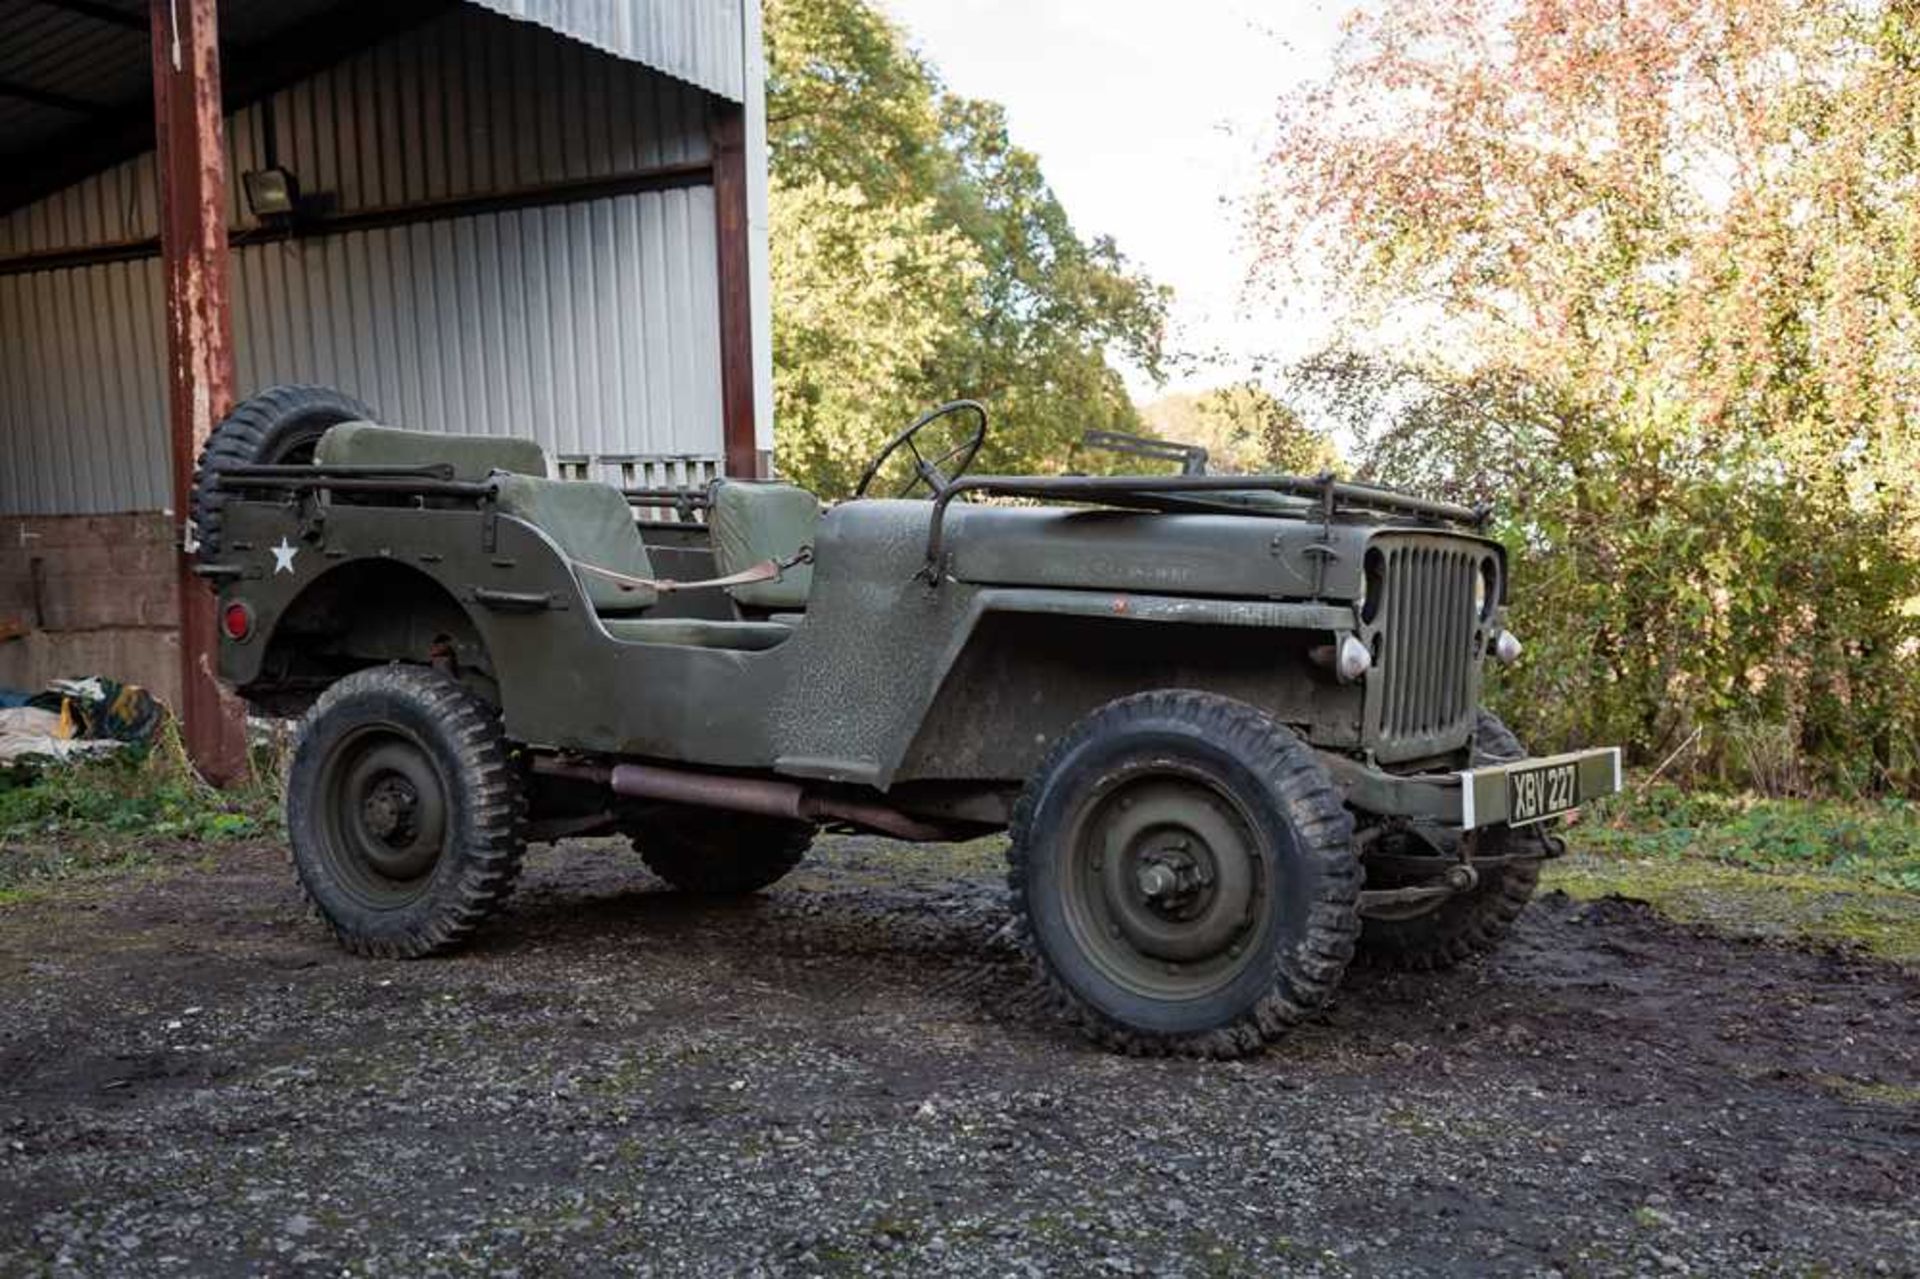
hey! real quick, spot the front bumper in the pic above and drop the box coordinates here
[1318,746,1623,830]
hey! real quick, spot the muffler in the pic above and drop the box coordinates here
[532,757,959,842]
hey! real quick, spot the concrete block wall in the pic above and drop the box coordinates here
[0,514,182,710]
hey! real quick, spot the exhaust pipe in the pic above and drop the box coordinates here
[532,757,960,843]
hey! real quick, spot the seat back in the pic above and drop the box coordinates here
[708,480,821,610]
[493,475,656,614]
[316,422,549,481]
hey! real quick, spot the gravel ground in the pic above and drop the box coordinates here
[1,834,1916,1277]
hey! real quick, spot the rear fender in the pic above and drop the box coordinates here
[236,557,499,711]
[208,499,586,714]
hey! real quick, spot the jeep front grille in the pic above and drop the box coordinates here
[1367,539,1482,761]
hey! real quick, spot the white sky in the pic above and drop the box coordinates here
[879,0,1358,400]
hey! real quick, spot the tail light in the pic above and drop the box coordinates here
[222,601,254,642]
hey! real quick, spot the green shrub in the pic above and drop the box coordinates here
[1576,785,1920,895]
[0,725,282,897]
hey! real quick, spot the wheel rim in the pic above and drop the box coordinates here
[313,725,450,908]
[1058,766,1271,1000]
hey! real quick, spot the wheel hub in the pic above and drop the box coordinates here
[1135,839,1212,912]
[1066,773,1271,999]
[362,776,420,843]
[316,731,449,899]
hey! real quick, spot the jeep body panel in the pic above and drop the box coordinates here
[215,495,1429,788]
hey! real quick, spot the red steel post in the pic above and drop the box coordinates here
[710,101,761,479]
[150,0,249,784]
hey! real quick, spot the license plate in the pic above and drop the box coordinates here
[1507,761,1579,826]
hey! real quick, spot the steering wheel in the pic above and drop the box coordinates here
[853,400,989,499]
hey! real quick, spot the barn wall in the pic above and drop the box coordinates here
[0,513,183,710]
[0,5,727,517]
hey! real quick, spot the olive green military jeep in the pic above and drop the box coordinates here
[192,385,1620,1057]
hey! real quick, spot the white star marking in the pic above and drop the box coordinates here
[271,536,299,575]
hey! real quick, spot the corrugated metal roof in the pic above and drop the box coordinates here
[1,5,714,256]
[465,0,745,101]
[0,0,743,168]
[0,1,148,160]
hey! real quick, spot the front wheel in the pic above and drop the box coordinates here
[1008,691,1361,1058]
[287,666,526,957]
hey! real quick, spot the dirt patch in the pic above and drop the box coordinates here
[1,836,1915,1275]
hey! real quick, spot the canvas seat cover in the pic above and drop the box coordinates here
[492,476,794,650]
[315,422,549,481]
[492,474,660,615]
[310,426,791,649]
[708,480,822,610]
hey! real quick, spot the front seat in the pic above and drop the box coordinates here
[490,474,793,650]
[707,479,822,619]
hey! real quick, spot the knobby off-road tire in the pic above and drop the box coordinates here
[1355,710,1547,972]
[631,811,813,895]
[1008,690,1361,1058]
[288,665,526,957]
[191,384,374,561]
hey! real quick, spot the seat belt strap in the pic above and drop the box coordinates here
[572,558,781,596]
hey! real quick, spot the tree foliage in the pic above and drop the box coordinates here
[764,0,1168,495]
[1259,0,1920,792]
[1139,382,1339,475]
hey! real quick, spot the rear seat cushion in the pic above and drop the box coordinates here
[492,474,657,614]
[316,422,549,481]
[709,480,821,610]
[601,617,793,651]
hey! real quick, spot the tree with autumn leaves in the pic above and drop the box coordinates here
[763,0,1914,791]
[1256,0,1919,792]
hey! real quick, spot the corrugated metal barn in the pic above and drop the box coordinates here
[0,0,772,778]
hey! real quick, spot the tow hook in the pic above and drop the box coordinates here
[1444,862,1479,892]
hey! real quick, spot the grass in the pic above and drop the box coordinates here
[0,725,282,901]
[1548,783,1920,964]
[1570,783,1920,892]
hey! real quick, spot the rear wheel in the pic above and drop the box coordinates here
[1355,710,1547,971]
[192,384,374,561]
[1008,691,1361,1058]
[288,665,525,957]
[630,809,813,895]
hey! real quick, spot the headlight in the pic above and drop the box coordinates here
[1336,633,1372,682]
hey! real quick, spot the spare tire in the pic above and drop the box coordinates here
[191,384,375,561]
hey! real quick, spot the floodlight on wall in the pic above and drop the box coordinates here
[241,166,300,218]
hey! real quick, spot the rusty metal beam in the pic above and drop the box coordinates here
[710,100,760,479]
[150,0,248,785]
[0,162,716,279]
